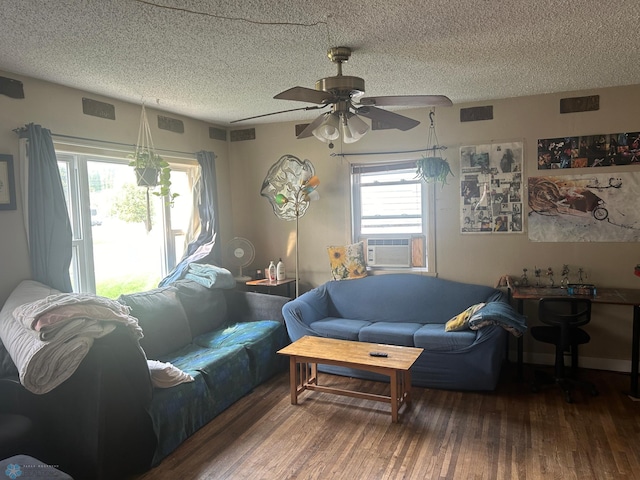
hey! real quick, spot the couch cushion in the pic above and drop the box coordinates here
[358,322,422,346]
[158,343,251,389]
[413,324,477,351]
[119,288,192,359]
[147,370,215,465]
[150,343,254,465]
[194,320,288,384]
[194,321,281,349]
[324,274,500,324]
[172,280,228,338]
[309,317,371,340]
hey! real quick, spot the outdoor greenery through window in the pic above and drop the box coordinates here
[57,151,197,298]
[351,160,434,271]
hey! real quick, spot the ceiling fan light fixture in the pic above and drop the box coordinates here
[312,112,340,142]
[341,112,369,143]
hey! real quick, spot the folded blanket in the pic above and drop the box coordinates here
[0,280,143,394]
[184,264,236,289]
[13,293,142,342]
[469,301,528,337]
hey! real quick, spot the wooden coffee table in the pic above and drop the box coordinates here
[277,336,423,423]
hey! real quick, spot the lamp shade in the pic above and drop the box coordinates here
[341,112,369,143]
[312,113,340,142]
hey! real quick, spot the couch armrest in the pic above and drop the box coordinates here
[224,290,290,324]
[22,326,156,479]
[0,377,23,414]
[281,285,332,341]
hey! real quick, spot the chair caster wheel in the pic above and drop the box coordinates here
[590,388,599,396]
[565,394,573,403]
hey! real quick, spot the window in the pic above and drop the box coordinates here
[57,150,197,298]
[351,161,435,271]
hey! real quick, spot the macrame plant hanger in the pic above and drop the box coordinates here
[134,104,156,232]
[416,109,453,187]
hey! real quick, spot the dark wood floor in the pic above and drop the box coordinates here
[133,364,640,480]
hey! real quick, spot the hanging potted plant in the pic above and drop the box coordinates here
[129,104,179,205]
[128,149,162,187]
[415,110,453,187]
[416,155,453,187]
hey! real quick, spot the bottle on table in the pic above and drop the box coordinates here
[276,258,285,281]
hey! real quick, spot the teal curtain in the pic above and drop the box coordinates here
[19,124,73,292]
[159,151,220,286]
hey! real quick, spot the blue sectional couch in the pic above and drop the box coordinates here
[282,274,524,391]
[118,279,290,467]
[0,278,290,479]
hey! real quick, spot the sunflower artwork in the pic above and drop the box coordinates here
[327,242,367,281]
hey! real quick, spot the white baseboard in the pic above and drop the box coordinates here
[521,351,632,373]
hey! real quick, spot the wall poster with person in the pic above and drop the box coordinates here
[528,172,640,242]
[460,141,524,234]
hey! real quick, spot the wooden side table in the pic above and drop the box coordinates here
[245,278,296,298]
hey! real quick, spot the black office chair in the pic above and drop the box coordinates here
[530,297,598,403]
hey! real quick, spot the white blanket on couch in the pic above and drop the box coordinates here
[0,280,142,394]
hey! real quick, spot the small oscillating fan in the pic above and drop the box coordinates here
[225,237,255,281]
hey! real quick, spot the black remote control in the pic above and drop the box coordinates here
[369,352,388,357]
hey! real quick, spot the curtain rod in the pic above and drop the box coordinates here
[329,146,447,157]
[13,128,197,157]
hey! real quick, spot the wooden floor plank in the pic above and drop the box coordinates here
[131,365,640,480]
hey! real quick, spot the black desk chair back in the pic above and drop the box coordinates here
[531,297,598,403]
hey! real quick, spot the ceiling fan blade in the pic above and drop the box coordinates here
[356,106,420,131]
[296,112,329,139]
[274,86,335,105]
[359,95,453,107]
[231,105,327,123]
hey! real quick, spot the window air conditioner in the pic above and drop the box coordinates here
[366,237,411,268]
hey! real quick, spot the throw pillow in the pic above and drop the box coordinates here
[445,303,486,332]
[327,241,367,281]
[147,360,194,388]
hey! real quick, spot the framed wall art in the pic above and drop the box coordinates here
[0,154,17,211]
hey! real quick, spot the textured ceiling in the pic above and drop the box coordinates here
[1,0,639,127]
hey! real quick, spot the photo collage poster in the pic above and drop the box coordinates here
[538,132,640,169]
[460,142,523,234]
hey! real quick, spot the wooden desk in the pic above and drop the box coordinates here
[511,286,640,398]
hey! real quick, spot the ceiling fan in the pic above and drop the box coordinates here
[232,46,452,147]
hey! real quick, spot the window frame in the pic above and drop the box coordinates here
[351,160,436,273]
[55,147,197,293]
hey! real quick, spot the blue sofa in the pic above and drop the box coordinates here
[118,279,290,468]
[0,278,290,479]
[282,274,523,391]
